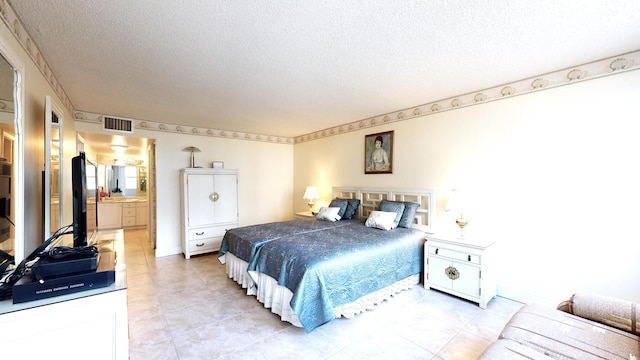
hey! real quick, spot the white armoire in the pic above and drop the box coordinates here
[180,168,239,259]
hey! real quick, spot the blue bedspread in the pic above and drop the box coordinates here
[218,219,357,263]
[249,222,425,332]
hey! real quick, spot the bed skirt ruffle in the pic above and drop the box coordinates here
[221,252,257,295]
[223,252,419,328]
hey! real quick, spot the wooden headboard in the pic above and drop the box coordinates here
[332,187,435,233]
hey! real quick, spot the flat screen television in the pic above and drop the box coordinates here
[71,152,98,247]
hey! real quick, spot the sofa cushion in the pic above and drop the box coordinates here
[498,303,640,359]
[480,338,556,359]
[561,293,640,336]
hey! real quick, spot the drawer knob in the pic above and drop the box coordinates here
[435,248,439,255]
[196,242,205,247]
[445,266,460,280]
[468,255,471,262]
[195,231,204,236]
[209,192,219,202]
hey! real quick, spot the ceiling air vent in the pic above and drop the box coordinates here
[103,116,134,133]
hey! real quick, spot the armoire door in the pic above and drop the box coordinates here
[212,174,238,224]
[186,173,216,227]
[186,173,238,227]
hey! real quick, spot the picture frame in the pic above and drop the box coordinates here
[212,161,224,169]
[364,130,393,174]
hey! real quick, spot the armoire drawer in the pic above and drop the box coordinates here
[188,237,222,253]
[188,225,229,240]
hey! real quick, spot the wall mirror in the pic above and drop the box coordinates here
[0,45,23,262]
[44,96,63,238]
[138,166,147,193]
[103,164,145,197]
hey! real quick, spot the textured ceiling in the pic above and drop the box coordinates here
[7,0,640,138]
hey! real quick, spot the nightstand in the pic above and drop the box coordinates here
[425,234,496,308]
[294,211,315,220]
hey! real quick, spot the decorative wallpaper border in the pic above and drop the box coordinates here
[294,50,640,144]
[73,111,294,144]
[2,1,639,146]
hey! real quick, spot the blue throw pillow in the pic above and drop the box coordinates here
[379,200,405,226]
[342,199,361,219]
[328,198,348,218]
[398,202,419,228]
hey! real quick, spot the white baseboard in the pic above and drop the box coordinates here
[496,286,560,308]
[155,245,182,258]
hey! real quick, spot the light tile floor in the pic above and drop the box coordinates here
[125,229,523,359]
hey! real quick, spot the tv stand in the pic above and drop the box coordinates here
[0,229,128,358]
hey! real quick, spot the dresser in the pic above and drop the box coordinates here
[180,168,239,259]
[0,229,128,359]
[424,234,496,308]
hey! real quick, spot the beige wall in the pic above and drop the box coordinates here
[294,70,640,305]
[75,122,294,257]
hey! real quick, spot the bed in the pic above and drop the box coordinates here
[219,187,434,332]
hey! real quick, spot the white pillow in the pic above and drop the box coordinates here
[365,210,398,231]
[316,207,342,221]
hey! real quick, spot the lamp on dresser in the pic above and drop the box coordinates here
[444,188,468,238]
[183,146,201,168]
[303,186,319,212]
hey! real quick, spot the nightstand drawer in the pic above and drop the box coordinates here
[188,225,230,240]
[189,237,221,253]
[428,245,480,265]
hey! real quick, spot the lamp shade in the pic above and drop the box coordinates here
[183,146,202,168]
[182,146,201,153]
[445,188,469,237]
[303,186,319,200]
[444,189,457,212]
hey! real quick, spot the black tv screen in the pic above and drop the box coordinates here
[71,152,87,247]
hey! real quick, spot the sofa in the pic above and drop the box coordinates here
[479,293,639,359]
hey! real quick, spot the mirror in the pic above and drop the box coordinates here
[139,166,147,193]
[104,165,144,197]
[0,48,22,262]
[44,96,63,238]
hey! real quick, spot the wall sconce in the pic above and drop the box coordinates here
[444,188,468,238]
[183,146,201,168]
[303,186,319,212]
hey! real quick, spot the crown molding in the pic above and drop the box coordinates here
[294,50,640,144]
[0,0,75,117]
[74,111,294,145]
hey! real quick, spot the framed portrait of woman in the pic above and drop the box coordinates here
[364,130,393,174]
